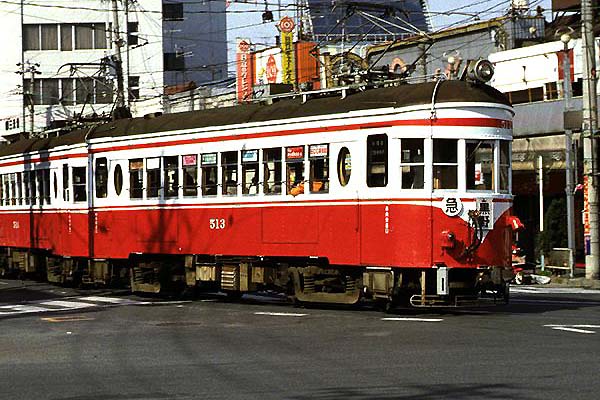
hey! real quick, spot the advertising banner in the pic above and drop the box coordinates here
[236,38,253,102]
[279,17,296,85]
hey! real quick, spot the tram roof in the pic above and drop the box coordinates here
[0,80,510,158]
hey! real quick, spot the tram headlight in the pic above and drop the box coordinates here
[466,59,494,83]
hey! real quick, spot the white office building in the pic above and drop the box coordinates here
[0,0,227,141]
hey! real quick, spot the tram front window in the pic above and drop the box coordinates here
[433,139,457,189]
[466,140,494,191]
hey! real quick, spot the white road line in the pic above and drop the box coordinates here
[254,311,308,317]
[512,299,600,306]
[0,281,9,285]
[0,304,50,315]
[39,300,97,310]
[549,327,596,334]
[78,296,137,305]
[382,317,444,322]
[544,324,599,334]
[512,287,600,294]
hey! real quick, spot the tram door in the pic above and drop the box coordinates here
[328,141,360,264]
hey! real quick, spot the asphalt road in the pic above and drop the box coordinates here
[1,279,599,400]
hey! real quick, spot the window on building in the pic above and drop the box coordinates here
[433,139,458,189]
[499,141,510,192]
[95,79,113,104]
[73,167,86,202]
[164,52,185,71]
[60,24,72,51]
[129,159,143,199]
[242,150,259,195]
[182,155,198,197]
[75,24,94,49]
[128,76,140,100]
[146,157,161,198]
[127,21,139,46]
[337,147,351,187]
[41,79,59,105]
[309,144,329,193]
[93,23,107,49]
[507,87,544,104]
[400,138,424,189]
[201,153,218,196]
[367,134,387,187]
[466,141,494,191]
[163,2,184,21]
[263,148,282,195]
[41,24,58,50]
[76,78,93,104]
[221,151,238,196]
[286,146,305,195]
[545,82,558,100]
[95,157,108,198]
[60,78,74,105]
[164,156,179,198]
[23,25,40,50]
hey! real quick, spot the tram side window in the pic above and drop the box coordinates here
[146,157,161,199]
[309,144,329,193]
[286,146,305,195]
[201,153,218,196]
[0,175,4,206]
[164,156,179,198]
[263,148,282,195]
[16,172,23,205]
[10,173,16,205]
[62,164,69,202]
[367,134,388,187]
[242,150,259,195]
[499,141,510,192]
[400,138,424,189]
[466,140,494,191]
[221,151,238,196]
[95,157,108,198]
[28,171,37,205]
[72,166,87,202]
[182,154,198,197]
[36,170,43,205]
[43,169,50,204]
[433,139,458,189]
[129,159,143,199]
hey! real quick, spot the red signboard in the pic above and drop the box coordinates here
[236,39,253,103]
[557,49,574,82]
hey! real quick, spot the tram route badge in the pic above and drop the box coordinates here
[442,197,463,217]
[476,198,494,230]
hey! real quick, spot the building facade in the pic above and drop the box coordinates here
[0,0,227,141]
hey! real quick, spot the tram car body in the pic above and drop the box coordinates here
[0,78,514,307]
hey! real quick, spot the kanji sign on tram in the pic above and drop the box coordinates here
[442,197,463,217]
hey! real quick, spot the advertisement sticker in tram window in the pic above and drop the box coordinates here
[309,144,328,158]
[476,198,494,230]
[286,146,304,160]
[182,154,197,166]
[146,157,160,169]
[202,153,217,165]
[242,150,258,163]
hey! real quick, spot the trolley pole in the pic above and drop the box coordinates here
[561,33,576,277]
[581,0,599,279]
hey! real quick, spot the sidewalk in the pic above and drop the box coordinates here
[547,276,600,290]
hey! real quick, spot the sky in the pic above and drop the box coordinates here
[225,0,554,72]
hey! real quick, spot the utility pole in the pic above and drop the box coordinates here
[561,32,576,277]
[16,61,41,138]
[581,0,599,279]
[111,0,126,112]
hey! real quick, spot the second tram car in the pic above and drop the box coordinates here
[0,72,514,308]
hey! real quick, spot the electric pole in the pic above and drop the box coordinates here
[581,0,599,279]
[16,61,41,138]
[111,0,126,112]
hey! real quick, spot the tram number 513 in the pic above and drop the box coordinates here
[209,218,226,230]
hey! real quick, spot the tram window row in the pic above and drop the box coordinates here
[0,136,511,207]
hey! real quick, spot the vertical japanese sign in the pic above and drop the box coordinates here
[279,17,296,85]
[236,39,253,103]
[583,175,591,255]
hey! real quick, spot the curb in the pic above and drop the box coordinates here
[546,277,600,290]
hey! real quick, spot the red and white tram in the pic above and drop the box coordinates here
[0,73,514,308]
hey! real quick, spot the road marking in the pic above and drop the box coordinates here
[382,317,444,322]
[0,281,9,285]
[544,324,600,334]
[41,316,94,323]
[512,299,600,306]
[254,311,308,317]
[0,296,144,317]
[512,287,600,294]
